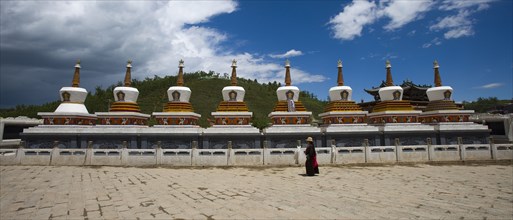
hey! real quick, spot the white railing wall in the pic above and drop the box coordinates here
[1,140,512,167]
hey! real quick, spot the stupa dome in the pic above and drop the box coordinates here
[378,60,404,101]
[276,59,300,101]
[54,61,90,114]
[426,60,453,101]
[112,60,140,103]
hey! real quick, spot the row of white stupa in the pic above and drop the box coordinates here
[52,59,453,117]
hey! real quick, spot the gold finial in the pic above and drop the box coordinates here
[231,59,237,86]
[385,60,394,86]
[72,59,81,87]
[177,60,184,86]
[337,59,344,86]
[285,60,291,86]
[434,60,442,87]
[124,60,132,87]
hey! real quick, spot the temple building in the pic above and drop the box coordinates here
[202,60,260,149]
[96,61,150,126]
[319,60,379,146]
[264,60,321,148]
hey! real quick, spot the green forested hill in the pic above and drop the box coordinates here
[0,71,327,129]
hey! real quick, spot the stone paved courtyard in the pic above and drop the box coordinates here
[1,164,512,220]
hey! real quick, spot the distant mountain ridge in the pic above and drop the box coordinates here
[0,71,327,129]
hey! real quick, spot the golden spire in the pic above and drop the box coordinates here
[433,60,442,87]
[177,59,184,86]
[337,59,344,86]
[385,60,394,86]
[71,59,81,87]
[285,59,291,86]
[231,59,237,86]
[124,60,132,87]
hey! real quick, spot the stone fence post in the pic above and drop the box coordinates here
[295,140,302,165]
[394,138,401,162]
[156,141,162,166]
[489,137,497,160]
[330,139,336,164]
[262,140,268,165]
[14,141,25,165]
[121,141,128,166]
[191,141,198,166]
[50,141,60,166]
[363,139,369,163]
[85,141,93,165]
[227,141,233,166]
[426,138,433,161]
[457,137,465,161]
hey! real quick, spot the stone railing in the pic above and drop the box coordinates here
[0,139,511,167]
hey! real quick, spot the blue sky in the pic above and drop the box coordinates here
[0,0,512,108]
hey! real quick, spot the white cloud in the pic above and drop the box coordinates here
[269,49,304,59]
[431,0,495,39]
[329,0,433,40]
[328,0,378,40]
[422,37,442,48]
[478,83,503,89]
[0,1,326,106]
[430,10,475,39]
[443,26,474,39]
[380,0,434,30]
[329,0,493,41]
[439,0,495,11]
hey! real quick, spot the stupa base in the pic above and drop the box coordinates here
[38,112,96,126]
[216,101,249,112]
[163,102,194,112]
[419,110,474,123]
[263,124,322,148]
[319,111,368,124]
[96,112,150,126]
[109,102,141,112]
[211,112,252,125]
[268,111,312,125]
[435,122,490,145]
[153,112,201,126]
[202,124,260,149]
[368,111,422,124]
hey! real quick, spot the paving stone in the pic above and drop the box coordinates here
[0,165,512,219]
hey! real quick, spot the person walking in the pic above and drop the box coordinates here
[304,137,319,176]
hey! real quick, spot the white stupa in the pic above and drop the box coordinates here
[167,60,192,103]
[378,60,404,101]
[209,59,253,126]
[96,60,150,126]
[152,59,201,126]
[264,59,320,150]
[319,59,369,126]
[426,60,454,102]
[37,60,97,125]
